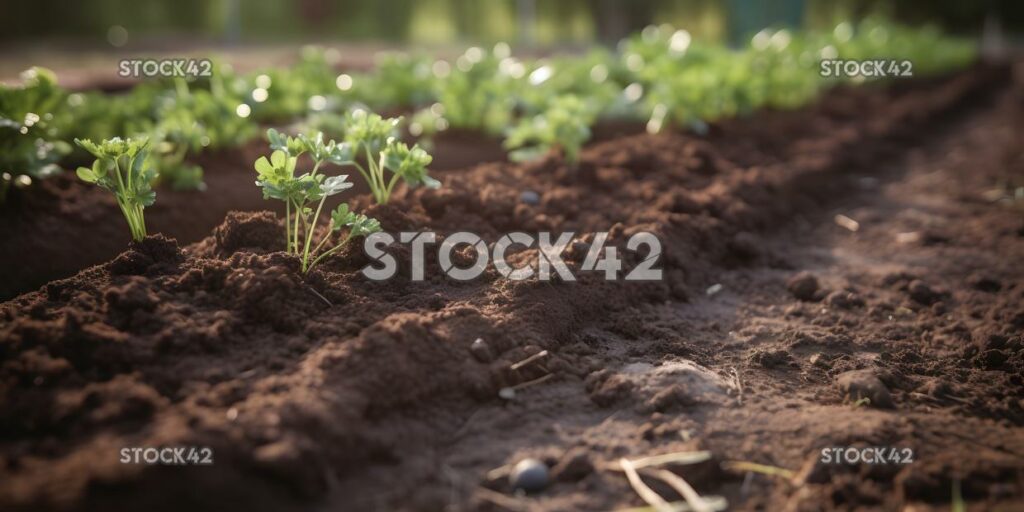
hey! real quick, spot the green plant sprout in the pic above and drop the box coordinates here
[342,110,440,204]
[257,128,381,273]
[0,67,70,203]
[504,95,594,164]
[74,137,156,242]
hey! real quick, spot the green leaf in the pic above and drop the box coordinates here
[381,141,436,188]
[321,175,353,196]
[330,203,355,230]
[270,150,287,169]
[326,142,354,165]
[76,166,97,183]
[254,156,273,176]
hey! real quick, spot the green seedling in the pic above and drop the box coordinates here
[952,478,965,512]
[74,137,156,242]
[0,67,70,202]
[341,110,439,204]
[257,128,381,273]
[504,95,594,164]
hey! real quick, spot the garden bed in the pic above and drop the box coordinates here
[1,63,1022,511]
[0,120,652,300]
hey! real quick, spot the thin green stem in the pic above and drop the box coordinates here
[285,200,292,252]
[292,198,302,254]
[307,232,354,271]
[301,194,329,272]
[351,161,374,194]
[310,221,334,257]
[365,146,385,203]
[384,173,401,203]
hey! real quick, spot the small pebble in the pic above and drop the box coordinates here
[786,272,819,301]
[469,338,494,363]
[825,290,864,309]
[835,369,894,409]
[510,458,549,493]
[520,190,540,205]
[907,280,939,305]
[706,283,723,296]
[834,214,860,232]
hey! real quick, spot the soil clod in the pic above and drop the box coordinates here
[787,271,820,301]
[835,369,896,409]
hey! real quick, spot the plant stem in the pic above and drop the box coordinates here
[384,173,401,202]
[292,200,302,253]
[351,161,374,195]
[285,200,292,252]
[301,194,329,272]
[365,146,386,204]
[307,232,354,272]
[310,221,334,257]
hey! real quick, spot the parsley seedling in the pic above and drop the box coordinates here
[504,94,594,164]
[74,137,157,242]
[0,67,71,202]
[257,128,381,273]
[342,110,440,204]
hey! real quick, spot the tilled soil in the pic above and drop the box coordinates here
[1,64,1022,511]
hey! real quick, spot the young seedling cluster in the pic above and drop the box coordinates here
[0,67,70,203]
[504,95,595,164]
[341,110,440,204]
[74,137,157,242]
[256,128,381,273]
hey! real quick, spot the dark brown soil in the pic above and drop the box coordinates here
[1,63,1022,512]
[0,129,510,301]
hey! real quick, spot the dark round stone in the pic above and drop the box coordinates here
[520,190,540,205]
[510,458,548,493]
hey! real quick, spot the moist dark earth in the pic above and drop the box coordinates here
[1,63,1023,511]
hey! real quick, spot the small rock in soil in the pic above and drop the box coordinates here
[520,190,540,205]
[835,369,895,409]
[588,374,634,407]
[469,338,494,363]
[510,458,549,493]
[551,447,593,482]
[907,280,940,305]
[787,272,819,301]
[564,240,591,262]
[809,353,833,369]
[825,290,865,309]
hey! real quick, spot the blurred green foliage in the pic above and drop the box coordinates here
[0,16,979,201]
[2,0,1018,46]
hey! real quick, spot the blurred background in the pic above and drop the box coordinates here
[1,0,1020,83]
